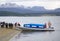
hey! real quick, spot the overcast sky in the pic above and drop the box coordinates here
[0,0,60,9]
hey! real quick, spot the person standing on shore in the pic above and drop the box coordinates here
[15,22,17,27]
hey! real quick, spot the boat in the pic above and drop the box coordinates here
[17,27,54,31]
[16,24,54,31]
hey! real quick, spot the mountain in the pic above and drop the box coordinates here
[0,3,46,13]
[0,3,60,16]
[0,11,34,16]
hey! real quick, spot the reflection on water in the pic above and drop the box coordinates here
[22,30,54,35]
[10,30,59,41]
[15,32,21,39]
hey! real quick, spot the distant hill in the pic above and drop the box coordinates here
[0,11,39,16]
[0,11,20,16]
[0,11,30,16]
[0,3,60,16]
[0,11,60,16]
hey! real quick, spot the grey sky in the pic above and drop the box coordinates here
[0,0,60,2]
[0,0,60,9]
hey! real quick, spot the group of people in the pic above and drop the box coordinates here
[0,22,21,29]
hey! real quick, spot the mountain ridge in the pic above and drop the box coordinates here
[0,3,60,16]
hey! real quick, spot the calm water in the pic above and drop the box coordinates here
[0,16,60,41]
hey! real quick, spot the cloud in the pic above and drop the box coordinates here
[0,0,60,9]
[20,0,60,1]
[0,0,60,4]
[0,0,5,2]
[0,0,60,2]
[11,0,60,1]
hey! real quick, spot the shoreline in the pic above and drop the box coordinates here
[0,28,22,41]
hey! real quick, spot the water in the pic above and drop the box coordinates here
[0,16,60,41]
[10,31,60,41]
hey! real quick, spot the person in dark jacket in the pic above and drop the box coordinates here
[44,23,46,28]
[5,23,8,28]
[1,22,5,28]
[15,23,17,27]
[9,23,13,29]
[18,23,21,26]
